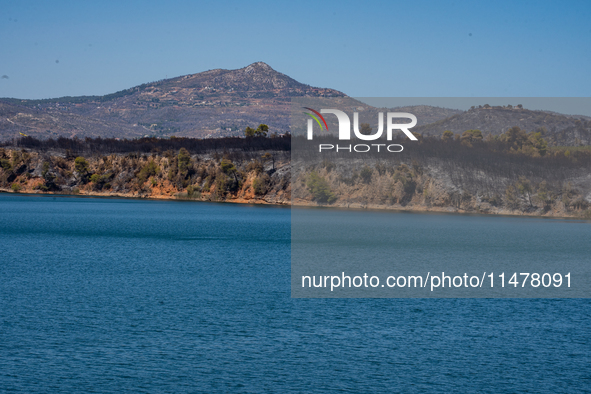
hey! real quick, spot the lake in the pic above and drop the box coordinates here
[1,194,589,393]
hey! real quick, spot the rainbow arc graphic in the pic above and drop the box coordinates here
[303,107,328,131]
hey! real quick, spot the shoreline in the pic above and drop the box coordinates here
[2,189,588,221]
[0,188,286,205]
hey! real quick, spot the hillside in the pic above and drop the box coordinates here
[0,62,346,141]
[415,105,591,145]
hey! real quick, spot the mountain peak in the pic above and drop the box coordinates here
[244,62,274,72]
[168,62,345,96]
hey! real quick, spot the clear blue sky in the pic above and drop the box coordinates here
[1,0,589,99]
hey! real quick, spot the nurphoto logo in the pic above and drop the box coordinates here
[304,107,418,153]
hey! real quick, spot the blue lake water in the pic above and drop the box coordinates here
[292,207,591,298]
[0,194,590,393]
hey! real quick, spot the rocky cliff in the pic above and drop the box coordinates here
[0,147,290,205]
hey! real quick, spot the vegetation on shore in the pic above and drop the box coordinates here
[2,125,591,218]
[294,127,591,218]
[0,132,290,204]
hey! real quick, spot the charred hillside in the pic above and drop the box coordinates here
[415,105,591,145]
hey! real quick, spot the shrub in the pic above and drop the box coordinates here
[252,175,269,195]
[392,164,416,196]
[177,148,191,175]
[213,177,228,198]
[360,166,373,184]
[186,185,201,199]
[460,129,483,147]
[74,156,89,174]
[1,158,12,171]
[137,160,159,184]
[11,183,21,192]
[442,130,454,142]
[307,171,336,204]
[246,160,264,174]
[41,162,50,178]
[89,173,112,190]
[89,174,101,184]
[74,156,90,183]
[220,158,237,175]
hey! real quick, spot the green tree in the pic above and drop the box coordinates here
[442,130,454,142]
[460,129,483,147]
[1,158,12,171]
[526,132,548,156]
[221,158,237,177]
[167,149,192,189]
[500,126,528,151]
[137,160,159,184]
[307,171,336,204]
[255,124,269,137]
[220,158,240,192]
[177,148,191,176]
[244,127,256,138]
[245,124,269,137]
[74,156,89,174]
[74,156,90,183]
[88,172,112,190]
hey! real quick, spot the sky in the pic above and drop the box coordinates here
[0,0,590,100]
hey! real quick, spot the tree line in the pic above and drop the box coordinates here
[3,132,290,156]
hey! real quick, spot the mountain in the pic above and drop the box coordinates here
[0,62,346,141]
[2,63,589,145]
